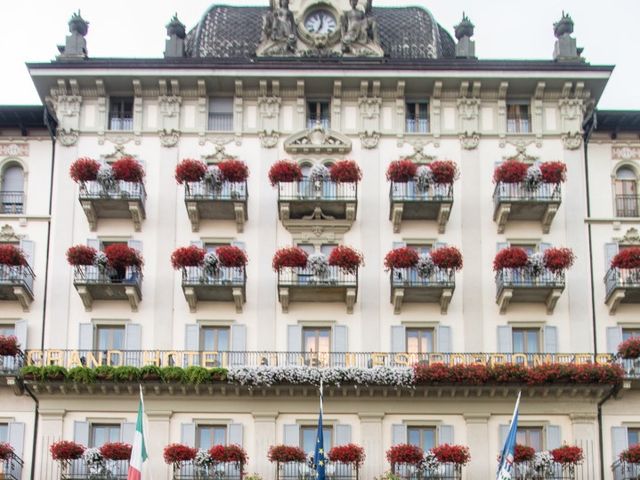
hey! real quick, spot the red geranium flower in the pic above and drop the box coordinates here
[0,443,14,461]
[216,245,248,268]
[171,246,205,269]
[384,247,419,270]
[428,161,459,184]
[175,159,207,184]
[50,440,85,461]
[104,244,144,270]
[209,444,248,464]
[0,244,28,266]
[431,444,471,465]
[611,247,640,269]
[540,161,567,184]
[430,247,463,271]
[493,160,528,184]
[618,337,640,359]
[513,444,535,463]
[328,246,364,274]
[551,445,583,465]
[543,247,575,273]
[330,160,362,183]
[0,336,20,356]
[66,245,97,266]
[328,444,365,467]
[620,444,640,464]
[267,445,307,463]
[272,247,309,272]
[99,442,132,461]
[111,157,145,183]
[386,444,423,466]
[218,159,249,183]
[387,159,418,182]
[70,157,101,183]
[493,247,529,271]
[269,160,302,186]
[163,444,197,465]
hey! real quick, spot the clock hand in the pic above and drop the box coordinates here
[318,15,324,32]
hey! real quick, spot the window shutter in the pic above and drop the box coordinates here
[181,424,196,447]
[611,426,629,461]
[497,242,509,252]
[79,323,94,351]
[605,243,619,270]
[231,324,247,368]
[185,324,200,351]
[437,326,452,352]
[87,239,102,251]
[125,324,142,366]
[228,423,243,446]
[287,325,302,352]
[127,240,143,252]
[19,240,34,269]
[283,424,300,446]
[438,425,454,445]
[8,422,25,457]
[335,425,352,446]
[333,325,348,367]
[121,423,136,444]
[607,327,623,355]
[13,320,27,351]
[499,424,509,447]
[497,326,513,353]
[543,326,558,354]
[391,326,406,353]
[74,421,90,447]
[392,424,407,446]
[191,240,204,248]
[546,425,561,450]
[539,242,552,253]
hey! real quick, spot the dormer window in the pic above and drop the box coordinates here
[108,97,134,131]
[507,101,531,133]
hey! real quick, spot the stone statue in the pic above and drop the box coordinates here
[57,10,89,59]
[262,0,297,53]
[341,0,379,54]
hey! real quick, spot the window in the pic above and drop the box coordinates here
[507,103,531,133]
[303,328,331,354]
[301,425,332,456]
[0,325,15,337]
[95,326,125,351]
[615,167,639,217]
[320,244,337,256]
[510,243,538,255]
[201,327,230,352]
[1,164,24,214]
[91,424,121,447]
[197,425,227,449]
[208,98,234,131]
[307,101,330,129]
[108,97,134,131]
[300,163,313,179]
[408,426,436,451]
[406,102,429,133]
[0,423,7,443]
[628,428,640,446]
[512,329,540,354]
[516,427,543,451]
[407,243,432,256]
[623,329,640,341]
[406,329,434,355]
[298,244,315,255]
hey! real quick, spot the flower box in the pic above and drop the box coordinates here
[330,160,362,183]
[493,160,528,184]
[209,444,248,464]
[218,159,249,183]
[620,444,640,464]
[328,444,365,467]
[70,157,101,183]
[66,245,97,266]
[493,247,529,271]
[612,247,640,269]
[431,444,470,465]
[543,248,575,273]
[99,442,132,461]
[428,160,459,184]
[550,445,583,465]
[540,161,567,184]
[514,444,536,463]
[0,442,14,461]
[216,246,248,268]
[387,159,418,182]
[104,244,143,272]
[430,247,463,271]
[111,157,145,183]
[163,443,197,465]
[0,335,20,356]
[269,160,302,186]
[618,337,640,359]
[272,247,309,271]
[171,246,205,269]
[268,445,306,463]
[50,440,85,461]
[328,246,363,274]
[175,159,207,184]
[386,444,423,465]
[385,248,419,270]
[0,245,27,266]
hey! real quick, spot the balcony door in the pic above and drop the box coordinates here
[407,426,436,451]
[201,327,230,353]
[95,326,125,365]
[615,167,639,217]
[91,424,121,447]
[197,425,227,449]
[406,328,434,361]
[516,426,544,452]
[303,327,331,366]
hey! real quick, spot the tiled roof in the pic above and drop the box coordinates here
[186,5,456,60]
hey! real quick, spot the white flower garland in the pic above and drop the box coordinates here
[195,449,214,469]
[82,448,106,475]
[415,166,434,193]
[307,253,329,278]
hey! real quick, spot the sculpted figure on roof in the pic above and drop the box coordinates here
[341,0,380,54]
[262,0,297,53]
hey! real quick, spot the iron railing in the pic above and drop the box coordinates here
[605,268,640,300]
[79,180,146,207]
[496,268,565,292]
[108,116,133,131]
[405,119,430,134]
[277,266,358,288]
[0,264,35,296]
[182,266,246,287]
[278,180,357,202]
[0,351,24,375]
[275,462,358,480]
[173,461,244,479]
[493,183,562,207]
[60,458,128,479]
[617,357,640,379]
[612,459,640,480]
[512,460,593,479]
[184,181,247,202]
[390,267,455,288]
[73,265,143,287]
[0,191,24,214]
[208,113,234,132]
[507,118,531,134]
[615,195,640,218]
[389,182,453,203]
[307,118,330,130]
[391,462,462,479]
[0,452,23,480]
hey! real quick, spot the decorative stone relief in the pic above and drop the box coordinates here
[405,141,437,163]
[57,129,80,147]
[284,124,352,154]
[561,132,582,151]
[0,225,22,242]
[199,135,241,147]
[499,136,543,149]
[612,146,640,161]
[459,132,480,150]
[0,144,29,156]
[258,96,281,119]
[621,228,640,245]
[202,143,237,163]
[358,97,381,120]
[259,130,280,149]
[159,95,182,118]
[98,132,136,147]
[359,131,380,149]
[158,129,180,148]
[502,142,539,163]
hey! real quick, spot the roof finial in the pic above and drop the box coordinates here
[454,12,476,59]
[164,12,186,58]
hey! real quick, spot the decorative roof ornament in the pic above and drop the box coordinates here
[553,11,574,38]
[57,10,89,60]
[166,13,186,40]
[340,0,383,56]
[165,13,186,58]
[68,10,89,37]
[258,0,298,55]
[454,12,475,59]
[454,12,474,40]
[552,11,584,63]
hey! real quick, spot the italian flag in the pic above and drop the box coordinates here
[128,387,148,480]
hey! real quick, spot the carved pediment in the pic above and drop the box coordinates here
[284,125,352,154]
[621,228,640,246]
[0,225,22,242]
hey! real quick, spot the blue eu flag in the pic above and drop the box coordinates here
[314,382,326,480]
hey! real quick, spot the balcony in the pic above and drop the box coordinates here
[0,453,24,480]
[184,181,247,233]
[390,267,455,314]
[616,195,640,218]
[173,461,244,480]
[0,265,34,311]
[496,268,565,314]
[389,182,453,234]
[513,460,585,480]
[0,191,24,215]
[0,352,24,380]
[277,266,358,314]
[612,459,640,480]
[72,265,142,312]
[79,180,146,232]
[605,268,640,314]
[275,462,358,480]
[278,180,357,234]
[493,183,561,233]
[405,118,430,134]
[60,458,128,479]
[181,266,246,313]
[392,462,461,480]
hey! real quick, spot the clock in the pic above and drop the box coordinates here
[304,10,338,35]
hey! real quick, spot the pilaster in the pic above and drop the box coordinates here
[464,413,491,480]
[253,412,278,479]
[146,410,172,480]
[359,413,384,480]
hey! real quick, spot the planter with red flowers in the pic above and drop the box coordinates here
[606,247,640,314]
[493,159,565,234]
[179,158,249,233]
[50,440,86,474]
[173,244,247,313]
[0,244,35,311]
[273,159,359,232]
[494,246,574,314]
[0,335,20,357]
[387,443,468,479]
[163,443,197,470]
[69,243,143,312]
[385,245,462,314]
[268,444,307,478]
[73,156,147,232]
[388,159,457,234]
[274,246,361,314]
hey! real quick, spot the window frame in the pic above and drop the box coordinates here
[512,328,541,354]
[405,328,435,355]
[94,325,126,352]
[300,424,332,456]
[407,425,437,451]
[306,100,331,129]
[208,98,234,132]
[302,327,332,354]
[90,423,122,448]
[200,326,231,352]
[405,101,430,134]
[108,97,134,132]
[506,101,532,134]
[196,424,228,449]
[516,426,544,451]
[0,162,26,215]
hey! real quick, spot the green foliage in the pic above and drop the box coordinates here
[112,366,140,383]
[160,366,186,383]
[140,365,162,380]
[67,367,97,384]
[374,473,402,480]
[183,366,210,384]
[21,365,43,381]
[93,365,115,381]
[42,365,67,381]
[210,368,228,382]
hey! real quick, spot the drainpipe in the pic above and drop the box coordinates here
[23,383,39,480]
[598,383,620,479]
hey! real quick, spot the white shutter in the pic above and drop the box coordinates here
[391,326,406,353]
[543,326,558,354]
[185,325,200,351]
[8,422,25,457]
[333,325,348,352]
[605,243,619,270]
[231,324,247,368]
[19,240,34,269]
[497,326,513,353]
[392,424,407,446]
[607,326,623,354]
[611,426,629,462]
[283,424,300,446]
[546,425,561,450]
[437,326,452,352]
[181,424,196,447]
[228,423,243,446]
[121,423,136,444]
[74,421,90,447]
[124,324,142,366]
[287,325,302,352]
[335,425,352,446]
[438,425,454,445]
[79,324,94,351]
[13,320,27,351]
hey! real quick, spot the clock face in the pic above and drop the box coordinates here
[304,10,337,35]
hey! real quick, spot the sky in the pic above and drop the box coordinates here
[3,0,640,109]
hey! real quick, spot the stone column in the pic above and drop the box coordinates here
[35,409,64,479]
[359,413,384,479]
[253,412,277,479]
[464,413,490,480]
[146,410,172,480]
[570,413,599,477]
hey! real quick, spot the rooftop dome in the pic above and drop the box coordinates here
[185,5,456,61]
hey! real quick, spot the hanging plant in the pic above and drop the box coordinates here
[0,336,20,356]
[384,247,419,270]
[543,248,575,273]
[415,166,434,193]
[0,244,27,266]
[620,444,640,464]
[431,444,471,465]
[618,337,640,359]
[216,246,248,268]
[218,159,249,183]
[209,444,248,464]
[415,254,435,278]
[111,157,145,183]
[163,444,197,465]
[493,247,529,271]
[430,246,463,271]
[523,165,543,191]
[328,246,363,274]
[70,157,101,183]
[175,159,207,184]
[328,444,365,467]
[386,444,423,466]
[171,246,205,270]
[50,440,85,461]
[330,160,362,183]
[104,244,143,270]
[308,253,330,277]
[272,247,309,271]
[99,442,132,461]
[269,160,303,186]
[267,445,306,463]
[540,162,567,184]
[387,159,417,183]
[550,445,583,465]
[428,160,459,184]
[611,247,640,269]
[493,160,528,184]
[309,164,331,184]
[97,165,117,190]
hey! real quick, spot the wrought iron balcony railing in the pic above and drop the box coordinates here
[0,264,35,297]
[405,118,430,133]
[108,115,133,131]
[181,266,246,313]
[390,182,453,203]
[390,267,456,314]
[495,267,566,314]
[493,182,561,233]
[389,181,453,233]
[511,460,587,479]
[274,461,358,480]
[60,458,128,479]
[0,452,24,480]
[278,266,357,289]
[615,195,640,218]
[0,351,24,376]
[493,182,562,205]
[173,461,244,480]
[0,191,24,214]
[79,180,146,231]
[72,265,143,311]
[79,180,146,206]
[612,459,640,480]
[605,268,640,312]
[184,181,247,202]
[391,462,462,480]
[278,179,357,203]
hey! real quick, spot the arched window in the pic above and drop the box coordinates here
[1,163,24,214]
[615,166,638,217]
[300,162,313,179]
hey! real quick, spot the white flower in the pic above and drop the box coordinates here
[415,166,434,193]
[421,451,440,471]
[97,165,116,190]
[524,165,543,191]
[204,252,220,275]
[93,252,108,269]
[533,451,554,474]
[527,252,545,277]
[83,448,105,474]
[309,164,331,183]
[307,253,329,277]
[415,254,435,278]
[205,167,224,189]
[194,449,214,468]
